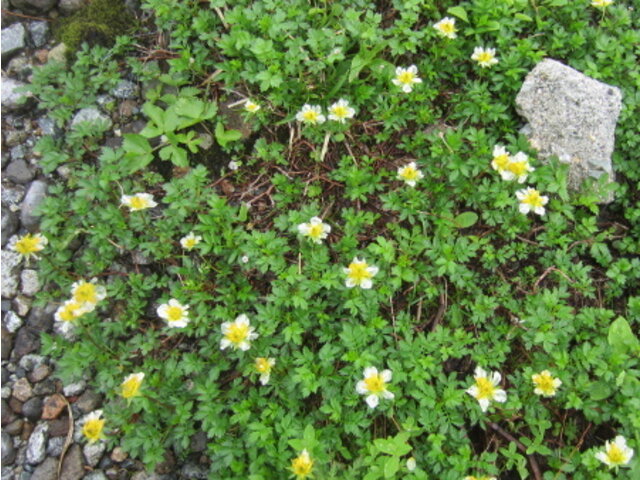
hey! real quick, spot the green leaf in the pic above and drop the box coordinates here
[608,317,640,355]
[384,456,399,478]
[215,122,243,148]
[453,212,478,228]
[515,13,533,22]
[447,6,469,23]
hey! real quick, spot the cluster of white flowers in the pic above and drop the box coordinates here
[296,99,356,125]
[54,278,107,334]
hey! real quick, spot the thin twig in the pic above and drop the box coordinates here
[488,422,542,480]
[1,9,51,21]
[533,266,574,291]
[57,399,74,480]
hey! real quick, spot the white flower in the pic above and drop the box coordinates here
[356,367,394,409]
[595,436,634,468]
[392,65,422,93]
[11,233,48,260]
[516,187,549,216]
[500,152,534,183]
[120,193,157,211]
[228,160,239,171]
[180,232,202,250]
[531,370,562,397]
[406,457,417,472]
[255,357,276,385]
[157,299,190,328]
[220,314,258,351]
[297,217,331,244]
[396,161,424,187]
[327,99,356,123]
[591,0,613,8]
[491,145,511,172]
[244,100,260,113]
[70,279,107,311]
[296,104,326,125]
[465,366,507,412]
[471,47,499,68]
[343,257,379,289]
[433,17,457,39]
[54,299,89,323]
[241,255,250,264]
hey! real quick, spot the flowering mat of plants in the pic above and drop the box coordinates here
[6,0,640,478]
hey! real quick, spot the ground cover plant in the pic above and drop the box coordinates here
[17,0,640,478]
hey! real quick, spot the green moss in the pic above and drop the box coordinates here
[53,0,134,56]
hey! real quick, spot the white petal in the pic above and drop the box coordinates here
[220,339,231,350]
[366,395,379,409]
[402,84,412,93]
[493,389,507,403]
[474,366,487,378]
[368,265,379,276]
[298,224,310,234]
[408,65,418,74]
[259,373,270,385]
[381,370,392,382]
[478,398,490,412]
[519,204,531,214]
[595,451,610,466]
[383,390,394,400]
[157,305,168,318]
[356,381,368,394]
[363,366,378,378]
[534,206,546,216]
[490,371,501,385]
[360,279,373,289]
[466,386,478,398]
[236,314,249,326]
[345,279,356,288]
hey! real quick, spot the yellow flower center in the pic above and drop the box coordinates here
[364,374,386,394]
[397,71,415,85]
[184,238,197,248]
[493,154,510,170]
[74,283,97,304]
[291,454,313,477]
[347,262,373,283]
[246,102,259,112]
[522,190,544,208]
[533,373,556,395]
[121,377,142,399]
[331,105,349,118]
[60,303,83,322]
[129,196,148,210]
[226,323,249,344]
[308,223,324,239]
[255,358,271,373]
[302,110,319,122]
[440,22,455,34]
[14,235,42,255]
[475,377,496,399]
[507,160,528,176]
[607,444,626,465]
[166,306,184,322]
[82,418,104,443]
[400,166,419,181]
[477,52,494,64]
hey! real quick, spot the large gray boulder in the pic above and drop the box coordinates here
[1,76,32,112]
[1,22,26,60]
[515,59,622,202]
[20,180,48,232]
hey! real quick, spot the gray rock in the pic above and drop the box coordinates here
[71,107,112,130]
[180,463,208,480]
[84,471,108,480]
[12,327,40,357]
[20,180,48,232]
[1,185,26,208]
[1,208,19,246]
[516,59,622,201]
[59,0,88,15]
[96,94,115,110]
[32,378,56,397]
[12,377,32,401]
[0,327,12,360]
[36,117,58,137]
[47,43,67,64]
[5,159,35,184]
[1,249,22,299]
[3,129,28,147]
[18,353,45,371]
[30,456,58,480]
[10,144,27,160]
[28,21,48,48]
[22,396,43,422]
[12,295,32,316]
[26,422,48,465]
[9,0,57,12]
[63,380,86,397]
[0,386,11,399]
[60,444,84,480]
[1,76,32,112]
[29,363,50,383]
[46,436,65,457]
[6,55,32,80]
[3,310,22,333]
[111,80,138,99]
[1,23,26,60]
[20,269,40,296]
[1,431,15,465]
[83,441,106,467]
[76,390,102,414]
[26,304,55,332]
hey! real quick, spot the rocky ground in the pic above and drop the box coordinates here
[1,2,208,479]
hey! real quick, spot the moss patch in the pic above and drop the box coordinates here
[53,0,134,56]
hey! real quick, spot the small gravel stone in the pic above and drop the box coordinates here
[85,471,108,480]
[12,295,32,316]
[1,23,26,60]
[26,304,55,332]
[1,399,16,425]
[47,417,70,437]
[10,144,27,161]
[59,0,88,14]
[76,389,102,414]
[13,327,40,357]
[20,180,48,232]
[5,159,34,184]
[1,386,11,399]
[1,249,22,299]
[1,208,19,246]
[63,380,86,397]
[29,364,51,383]
[110,446,128,463]
[20,269,40,296]
[4,418,23,435]
[32,378,57,396]
[36,117,58,136]
[46,436,65,457]
[71,107,112,130]
[84,441,106,467]
[22,396,44,422]
[47,43,68,63]
[3,310,23,333]
[26,422,48,465]
[12,377,33,402]
[111,80,138,99]
[28,21,49,48]
[1,431,15,465]
[180,463,208,479]
[18,354,45,371]
[42,394,66,420]
[1,185,26,208]
[60,444,84,480]
[30,456,58,480]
